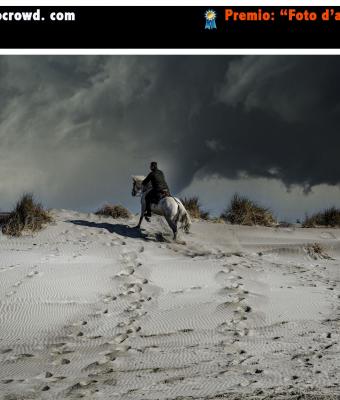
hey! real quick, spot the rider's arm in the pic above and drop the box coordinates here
[142,173,152,186]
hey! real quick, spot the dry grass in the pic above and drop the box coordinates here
[305,242,332,260]
[221,193,276,226]
[210,217,226,224]
[210,389,338,400]
[2,193,52,237]
[0,213,10,225]
[303,207,340,228]
[96,204,131,219]
[180,196,209,220]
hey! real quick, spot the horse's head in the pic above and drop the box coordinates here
[131,175,145,197]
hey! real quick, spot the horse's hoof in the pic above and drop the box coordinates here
[134,225,141,229]
[145,216,151,223]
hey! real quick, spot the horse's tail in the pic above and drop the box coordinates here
[173,198,191,234]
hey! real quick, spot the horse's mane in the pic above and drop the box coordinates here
[132,175,146,183]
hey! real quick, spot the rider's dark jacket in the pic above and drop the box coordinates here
[142,169,169,192]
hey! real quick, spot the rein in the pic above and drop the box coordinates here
[133,182,151,197]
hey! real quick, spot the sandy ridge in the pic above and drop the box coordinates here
[0,210,339,399]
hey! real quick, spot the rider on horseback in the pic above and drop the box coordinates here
[142,162,170,220]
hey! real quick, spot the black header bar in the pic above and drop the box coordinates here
[0,6,340,48]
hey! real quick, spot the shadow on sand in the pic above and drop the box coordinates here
[67,219,148,240]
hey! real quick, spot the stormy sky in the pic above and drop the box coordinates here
[1,55,340,221]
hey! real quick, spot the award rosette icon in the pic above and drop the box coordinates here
[205,9,217,30]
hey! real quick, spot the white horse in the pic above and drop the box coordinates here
[131,176,191,240]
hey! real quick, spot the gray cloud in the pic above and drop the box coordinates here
[0,55,339,218]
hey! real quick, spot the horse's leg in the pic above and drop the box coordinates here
[136,202,146,229]
[165,215,178,240]
[136,214,143,229]
[171,221,178,241]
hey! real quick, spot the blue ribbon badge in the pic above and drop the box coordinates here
[205,10,217,30]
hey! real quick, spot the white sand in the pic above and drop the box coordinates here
[0,210,339,399]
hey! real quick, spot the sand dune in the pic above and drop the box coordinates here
[0,210,339,399]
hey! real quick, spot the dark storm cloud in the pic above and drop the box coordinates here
[0,55,339,211]
[218,56,340,190]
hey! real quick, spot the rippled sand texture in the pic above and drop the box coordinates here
[0,210,339,399]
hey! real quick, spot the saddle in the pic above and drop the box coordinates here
[150,190,171,206]
[145,190,171,222]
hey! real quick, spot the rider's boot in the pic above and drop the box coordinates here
[144,209,151,222]
[144,202,152,222]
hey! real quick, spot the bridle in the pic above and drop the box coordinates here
[132,182,140,197]
[132,181,151,197]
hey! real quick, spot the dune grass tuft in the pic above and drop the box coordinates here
[96,204,131,219]
[180,196,209,220]
[0,213,10,225]
[221,193,276,226]
[2,193,52,236]
[305,242,332,260]
[303,207,340,228]
[209,389,338,400]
